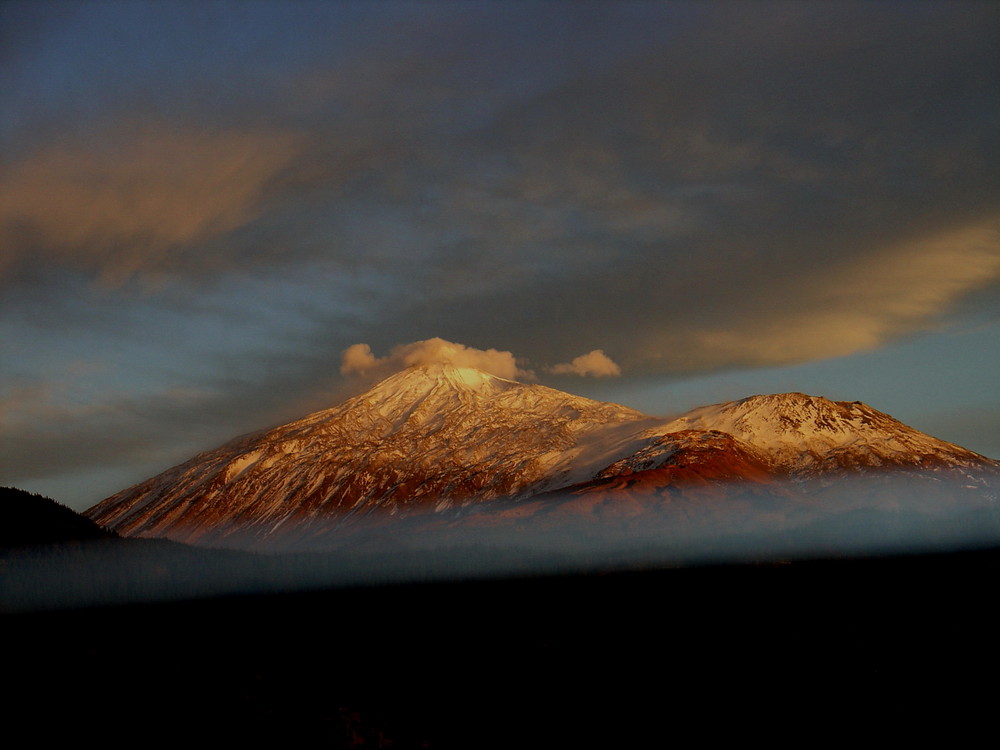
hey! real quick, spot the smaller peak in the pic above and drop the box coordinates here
[739,392,818,403]
[753,393,882,414]
[733,392,839,409]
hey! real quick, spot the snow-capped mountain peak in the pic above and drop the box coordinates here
[359,363,517,403]
[657,392,992,474]
[84,371,998,551]
[85,365,653,547]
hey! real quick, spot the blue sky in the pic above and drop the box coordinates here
[2,1,998,510]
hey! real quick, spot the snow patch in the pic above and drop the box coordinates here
[223,449,264,483]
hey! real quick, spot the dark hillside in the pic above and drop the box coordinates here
[0,486,116,547]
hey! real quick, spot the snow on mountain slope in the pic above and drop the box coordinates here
[85,364,655,547]
[85,367,999,552]
[654,393,997,477]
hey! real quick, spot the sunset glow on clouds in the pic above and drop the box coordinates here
[639,219,1000,369]
[548,350,622,378]
[0,125,304,286]
[340,339,532,382]
[340,339,623,381]
[1,0,998,508]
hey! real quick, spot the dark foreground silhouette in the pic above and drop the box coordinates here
[3,486,996,745]
[5,546,998,747]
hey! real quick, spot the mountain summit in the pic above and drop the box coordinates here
[85,364,654,547]
[657,392,991,475]
[85,365,998,550]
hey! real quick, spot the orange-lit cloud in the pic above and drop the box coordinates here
[341,338,533,381]
[547,350,622,377]
[0,124,303,286]
[639,219,1000,370]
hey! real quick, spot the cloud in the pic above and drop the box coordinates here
[340,338,533,381]
[0,123,303,286]
[635,219,1000,371]
[547,350,622,378]
[339,343,380,376]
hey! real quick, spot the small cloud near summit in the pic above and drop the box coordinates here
[341,339,622,382]
[340,338,534,381]
[547,350,622,378]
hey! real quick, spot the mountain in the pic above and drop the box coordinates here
[487,394,999,546]
[86,364,656,548]
[657,392,992,476]
[85,365,999,552]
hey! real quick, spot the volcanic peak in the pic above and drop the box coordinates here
[84,364,999,551]
[357,363,518,404]
[660,391,992,473]
[84,364,654,545]
[338,363,648,431]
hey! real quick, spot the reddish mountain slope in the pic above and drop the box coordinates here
[85,366,999,552]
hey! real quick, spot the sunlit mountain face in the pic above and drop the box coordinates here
[85,364,1000,556]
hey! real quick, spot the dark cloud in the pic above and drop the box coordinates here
[373,1,1000,371]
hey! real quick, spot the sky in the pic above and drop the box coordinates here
[1,0,998,511]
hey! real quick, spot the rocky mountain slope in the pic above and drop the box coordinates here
[656,392,992,476]
[85,365,657,547]
[85,365,999,551]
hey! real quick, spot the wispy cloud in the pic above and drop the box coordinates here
[636,219,1000,370]
[0,123,303,286]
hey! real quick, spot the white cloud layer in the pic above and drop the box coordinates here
[547,350,622,378]
[340,338,533,381]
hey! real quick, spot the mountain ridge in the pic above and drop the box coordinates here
[654,391,993,476]
[84,364,656,547]
[84,364,999,551]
